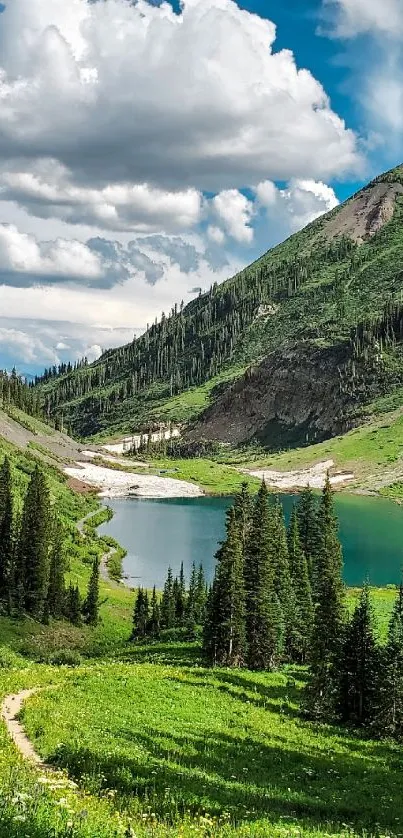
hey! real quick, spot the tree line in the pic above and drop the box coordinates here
[132,562,207,640]
[0,369,43,419]
[131,477,403,742]
[0,458,100,627]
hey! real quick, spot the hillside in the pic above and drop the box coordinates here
[35,163,403,444]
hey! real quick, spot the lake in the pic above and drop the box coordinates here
[98,494,403,589]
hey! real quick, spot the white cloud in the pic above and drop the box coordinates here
[321,0,403,142]
[207,226,226,245]
[0,327,60,364]
[84,344,102,363]
[212,190,254,243]
[56,341,70,350]
[0,0,358,223]
[322,0,403,37]
[256,178,339,231]
[0,224,102,278]
[0,163,203,234]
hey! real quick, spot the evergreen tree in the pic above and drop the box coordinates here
[297,486,320,584]
[0,457,13,613]
[336,584,379,726]
[194,564,207,625]
[234,482,252,556]
[160,567,175,629]
[17,466,51,619]
[185,562,198,630]
[287,506,314,663]
[148,586,161,638]
[306,477,345,718]
[374,584,403,738]
[65,583,82,626]
[132,587,150,639]
[271,498,293,658]
[203,507,246,666]
[46,518,66,620]
[244,480,283,670]
[83,557,100,626]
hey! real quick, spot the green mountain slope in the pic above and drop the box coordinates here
[36,163,403,443]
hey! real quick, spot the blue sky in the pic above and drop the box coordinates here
[0,0,401,374]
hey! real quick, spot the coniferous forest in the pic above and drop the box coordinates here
[0,457,100,627]
[132,477,403,743]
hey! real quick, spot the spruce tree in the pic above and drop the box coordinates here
[287,506,314,663]
[17,466,51,619]
[203,507,246,666]
[46,518,66,620]
[65,583,82,626]
[132,588,150,639]
[83,557,100,626]
[270,498,293,659]
[0,457,13,613]
[234,482,252,556]
[374,584,403,738]
[194,564,207,625]
[185,562,198,630]
[306,477,345,718]
[336,585,379,726]
[161,567,175,629]
[148,586,161,638]
[297,486,320,584]
[244,480,283,670]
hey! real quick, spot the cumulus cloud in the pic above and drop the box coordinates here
[212,190,255,244]
[0,0,358,222]
[321,0,403,141]
[322,0,403,37]
[0,327,60,365]
[0,163,203,234]
[256,178,339,231]
[0,224,102,280]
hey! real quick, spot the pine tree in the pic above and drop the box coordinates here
[297,486,320,583]
[148,586,161,638]
[0,457,13,613]
[203,508,246,666]
[46,518,66,620]
[306,477,345,718]
[132,588,150,639]
[374,584,403,738]
[83,557,100,626]
[16,466,51,619]
[65,583,82,626]
[271,498,293,658]
[287,506,314,663]
[160,567,175,629]
[336,585,379,726]
[244,480,283,670]
[194,564,207,624]
[234,482,252,556]
[185,563,198,630]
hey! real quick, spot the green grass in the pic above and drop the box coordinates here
[224,408,403,492]
[11,659,402,838]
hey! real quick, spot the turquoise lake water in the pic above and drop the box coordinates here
[98,494,403,589]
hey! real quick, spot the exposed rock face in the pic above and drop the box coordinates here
[323,182,403,243]
[188,343,353,448]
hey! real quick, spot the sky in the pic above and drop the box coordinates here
[0,0,402,375]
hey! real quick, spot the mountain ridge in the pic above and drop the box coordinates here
[35,162,403,446]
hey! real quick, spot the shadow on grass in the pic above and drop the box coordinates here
[49,720,403,834]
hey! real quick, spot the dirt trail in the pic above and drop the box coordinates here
[1,690,51,768]
[76,510,119,586]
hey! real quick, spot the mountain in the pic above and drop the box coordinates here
[36,164,403,446]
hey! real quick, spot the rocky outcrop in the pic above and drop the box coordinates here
[188,343,355,448]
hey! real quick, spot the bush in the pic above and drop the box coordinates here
[0,646,26,669]
[49,649,83,667]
